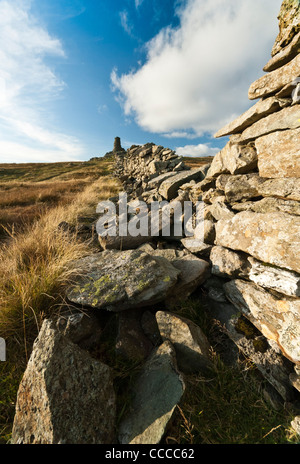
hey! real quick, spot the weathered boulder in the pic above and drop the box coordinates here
[255,127,300,178]
[210,246,250,279]
[224,279,300,365]
[66,250,180,312]
[214,97,289,138]
[248,257,300,297]
[155,311,213,374]
[224,174,266,203]
[215,211,300,273]
[248,54,300,100]
[11,320,116,444]
[181,237,212,257]
[118,341,185,444]
[258,177,300,201]
[206,142,258,177]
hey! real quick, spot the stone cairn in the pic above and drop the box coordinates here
[10,1,300,444]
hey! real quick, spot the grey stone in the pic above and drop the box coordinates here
[207,142,258,177]
[118,341,185,444]
[11,320,116,444]
[156,311,213,374]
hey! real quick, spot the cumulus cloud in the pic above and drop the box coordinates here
[175,143,219,158]
[0,0,84,162]
[112,0,282,137]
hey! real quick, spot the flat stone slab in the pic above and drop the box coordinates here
[264,31,300,72]
[118,341,185,444]
[231,105,300,144]
[11,320,116,444]
[248,54,300,100]
[67,250,180,312]
[214,97,289,138]
[159,168,205,200]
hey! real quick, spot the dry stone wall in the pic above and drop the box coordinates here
[10,1,300,444]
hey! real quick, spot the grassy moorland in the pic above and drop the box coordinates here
[0,155,298,444]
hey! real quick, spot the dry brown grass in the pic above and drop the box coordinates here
[0,176,120,350]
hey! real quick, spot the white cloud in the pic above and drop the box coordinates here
[0,0,84,163]
[135,0,144,9]
[112,0,282,137]
[120,10,134,37]
[175,143,219,158]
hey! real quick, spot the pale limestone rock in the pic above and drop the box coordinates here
[223,279,300,365]
[11,320,116,444]
[155,311,213,374]
[214,97,289,138]
[259,177,300,201]
[118,341,185,444]
[181,237,212,257]
[159,168,205,200]
[205,201,235,221]
[206,142,257,177]
[255,127,300,178]
[224,174,266,203]
[265,31,300,72]
[210,246,250,279]
[248,54,300,100]
[248,257,300,297]
[231,105,300,143]
[231,197,300,216]
[215,211,300,273]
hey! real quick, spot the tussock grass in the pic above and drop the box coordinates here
[0,176,120,346]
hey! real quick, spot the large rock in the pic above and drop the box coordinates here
[155,311,212,374]
[11,320,116,444]
[271,0,300,57]
[206,142,258,177]
[214,97,289,138]
[231,105,300,143]
[248,257,300,298]
[67,250,180,312]
[118,341,185,444]
[265,31,300,72]
[159,168,205,200]
[248,54,300,100]
[210,246,250,279]
[215,211,300,273]
[255,127,300,178]
[149,249,210,302]
[224,174,300,203]
[224,279,300,365]
[231,197,300,216]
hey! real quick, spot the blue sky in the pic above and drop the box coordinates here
[0,0,282,163]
